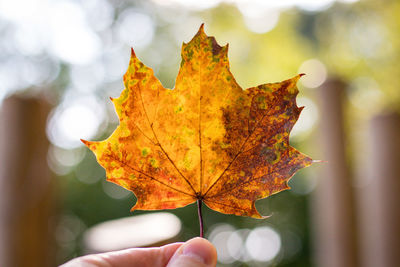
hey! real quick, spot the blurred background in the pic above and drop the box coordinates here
[1,0,399,266]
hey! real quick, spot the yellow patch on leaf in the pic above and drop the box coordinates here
[82,24,313,218]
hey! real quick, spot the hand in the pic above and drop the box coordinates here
[61,237,217,267]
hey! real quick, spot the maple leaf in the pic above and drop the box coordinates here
[82,24,313,221]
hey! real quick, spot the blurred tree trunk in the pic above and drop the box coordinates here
[312,79,358,267]
[357,113,400,267]
[0,95,55,267]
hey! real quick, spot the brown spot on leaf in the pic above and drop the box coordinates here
[211,37,222,55]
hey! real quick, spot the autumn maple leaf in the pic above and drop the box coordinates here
[82,24,313,232]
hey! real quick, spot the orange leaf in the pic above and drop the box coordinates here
[82,24,313,218]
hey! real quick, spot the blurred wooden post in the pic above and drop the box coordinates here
[312,79,358,267]
[0,96,55,267]
[357,113,400,267]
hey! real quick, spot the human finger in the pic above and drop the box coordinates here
[60,242,183,267]
[167,237,217,267]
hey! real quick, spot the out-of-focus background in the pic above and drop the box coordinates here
[1,0,399,266]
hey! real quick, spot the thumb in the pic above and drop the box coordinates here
[166,237,217,267]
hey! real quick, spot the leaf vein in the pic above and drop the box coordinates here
[107,154,195,197]
[204,107,284,196]
[136,81,197,195]
[206,161,296,199]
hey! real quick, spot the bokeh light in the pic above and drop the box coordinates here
[208,224,237,264]
[83,213,181,252]
[55,213,87,263]
[298,59,328,88]
[47,95,106,149]
[70,63,106,93]
[151,0,219,10]
[291,97,319,138]
[151,0,358,12]
[242,9,280,34]
[81,0,115,32]
[208,224,282,264]
[103,46,131,83]
[348,16,389,59]
[101,180,132,200]
[228,229,252,262]
[47,146,86,176]
[48,1,102,65]
[289,171,318,195]
[348,76,383,112]
[115,9,155,49]
[245,226,281,262]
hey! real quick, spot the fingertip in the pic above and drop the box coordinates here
[167,237,217,267]
[182,237,217,265]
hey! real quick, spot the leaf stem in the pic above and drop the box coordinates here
[197,199,204,238]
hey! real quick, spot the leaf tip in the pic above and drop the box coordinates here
[252,209,272,219]
[222,43,229,55]
[80,139,90,146]
[199,23,205,31]
[80,139,98,151]
[260,214,272,219]
[131,47,136,57]
[195,23,206,36]
[299,73,306,77]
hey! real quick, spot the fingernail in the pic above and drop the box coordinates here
[181,238,215,265]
